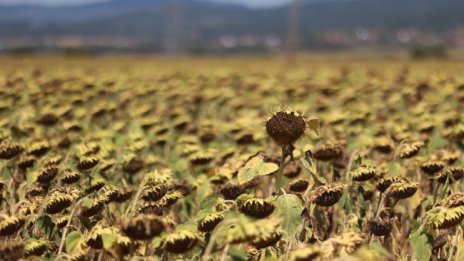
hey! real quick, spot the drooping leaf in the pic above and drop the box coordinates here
[274,194,304,239]
[306,117,320,136]
[237,154,278,185]
[66,231,82,254]
[101,233,117,249]
[409,230,432,261]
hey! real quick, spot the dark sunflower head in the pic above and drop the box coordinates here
[0,215,25,236]
[289,246,320,261]
[27,141,51,157]
[288,179,310,193]
[372,136,394,154]
[137,202,166,215]
[122,214,165,240]
[141,184,168,202]
[420,161,445,176]
[283,161,302,178]
[312,143,344,161]
[77,156,99,171]
[266,110,306,145]
[376,176,400,192]
[100,185,120,204]
[163,231,199,254]
[352,166,379,182]
[442,192,464,208]
[220,184,245,200]
[60,169,81,184]
[122,156,144,174]
[397,140,425,159]
[251,231,283,249]
[37,112,59,126]
[426,206,464,229]
[367,217,392,236]
[437,167,464,184]
[312,183,344,207]
[36,165,59,184]
[197,212,224,232]
[386,181,418,200]
[188,150,215,166]
[238,198,275,218]
[0,240,24,261]
[45,191,73,214]
[85,179,106,194]
[81,200,104,217]
[24,240,50,257]
[17,155,36,170]
[160,191,183,207]
[0,142,23,160]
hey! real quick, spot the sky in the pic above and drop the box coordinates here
[0,0,289,8]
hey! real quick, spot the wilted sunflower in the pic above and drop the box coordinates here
[289,246,321,261]
[220,184,245,200]
[137,202,166,215]
[367,217,392,236]
[251,231,283,249]
[163,231,199,254]
[122,214,165,240]
[442,192,464,208]
[77,156,99,171]
[141,184,168,202]
[122,156,144,174]
[397,140,425,159]
[27,141,51,157]
[311,183,344,207]
[0,240,24,261]
[0,215,25,236]
[426,206,464,229]
[437,167,464,184]
[17,155,36,170]
[266,110,306,145]
[85,179,106,193]
[36,165,59,184]
[24,240,49,257]
[312,142,344,161]
[44,191,74,214]
[0,142,23,160]
[197,212,224,232]
[372,136,394,154]
[386,181,418,200]
[352,166,379,182]
[288,179,310,193]
[60,169,81,184]
[238,198,275,218]
[81,200,104,217]
[376,176,400,192]
[420,161,445,176]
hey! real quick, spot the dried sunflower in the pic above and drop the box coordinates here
[238,198,275,218]
[0,142,23,160]
[163,231,199,254]
[397,140,424,159]
[24,240,49,257]
[197,212,224,232]
[0,240,24,261]
[352,166,379,182]
[386,181,418,200]
[266,110,306,145]
[0,215,25,236]
[311,183,344,207]
[122,214,165,240]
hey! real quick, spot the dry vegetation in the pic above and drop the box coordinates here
[0,57,463,261]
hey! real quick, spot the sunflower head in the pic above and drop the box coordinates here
[266,110,306,145]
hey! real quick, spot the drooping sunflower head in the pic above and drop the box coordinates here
[162,231,200,254]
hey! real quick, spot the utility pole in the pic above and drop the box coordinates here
[166,0,181,56]
[286,0,300,64]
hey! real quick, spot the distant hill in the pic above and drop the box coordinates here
[1,0,464,51]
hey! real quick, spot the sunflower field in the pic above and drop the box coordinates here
[0,57,463,261]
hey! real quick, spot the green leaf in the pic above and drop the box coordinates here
[65,231,82,254]
[409,230,432,261]
[300,157,326,185]
[370,241,391,258]
[37,215,54,236]
[101,233,117,249]
[237,155,278,185]
[195,197,217,221]
[306,117,320,136]
[274,194,304,239]
[427,134,447,151]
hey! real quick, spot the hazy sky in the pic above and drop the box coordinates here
[0,0,289,7]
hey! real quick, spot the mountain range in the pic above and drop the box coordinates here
[1,0,464,51]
